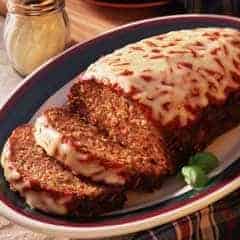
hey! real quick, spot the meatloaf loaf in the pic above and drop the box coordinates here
[68,27,240,166]
[34,107,173,189]
[1,125,125,216]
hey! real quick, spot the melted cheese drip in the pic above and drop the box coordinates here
[34,115,126,185]
[1,142,71,215]
[83,28,240,127]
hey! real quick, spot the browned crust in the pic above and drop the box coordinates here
[4,125,126,216]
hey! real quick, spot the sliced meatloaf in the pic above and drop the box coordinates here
[34,107,173,189]
[68,27,240,165]
[1,125,125,216]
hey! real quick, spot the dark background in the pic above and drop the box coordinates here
[164,0,240,16]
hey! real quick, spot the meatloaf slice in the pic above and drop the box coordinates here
[1,125,125,216]
[68,81,171,162]
[34,107,173,190]
[68,27,240,165]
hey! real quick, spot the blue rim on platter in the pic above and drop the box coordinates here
[0,14,240,239]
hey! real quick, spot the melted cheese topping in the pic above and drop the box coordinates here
[83,28,240,127]
[34,115,126,185]
[1,142,21,182]
[25,191,71,215]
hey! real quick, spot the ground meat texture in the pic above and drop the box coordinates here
[68,80,168,158]
[34,108,173,190]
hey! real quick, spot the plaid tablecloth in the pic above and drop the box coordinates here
[134,189,240,240]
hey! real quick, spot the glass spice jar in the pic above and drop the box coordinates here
[3,0,69,76]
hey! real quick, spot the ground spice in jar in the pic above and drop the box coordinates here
[4,0,69,76]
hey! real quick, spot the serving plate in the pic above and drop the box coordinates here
[1,14,240,239]
[82,0,169,8]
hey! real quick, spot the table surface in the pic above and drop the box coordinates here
[0,0,173,41]
[66,0,169,41]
